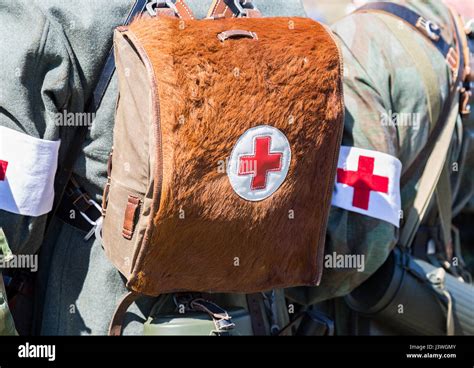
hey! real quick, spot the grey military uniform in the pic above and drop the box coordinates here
[0,0,307,335]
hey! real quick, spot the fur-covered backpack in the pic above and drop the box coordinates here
[100,0,344,334]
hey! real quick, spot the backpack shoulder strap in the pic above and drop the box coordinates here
[146,0,195,19]
[207,0,261,18]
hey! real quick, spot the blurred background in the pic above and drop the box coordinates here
[302,0,355,24]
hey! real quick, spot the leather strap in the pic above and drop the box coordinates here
[173,0,195,19]
[207,0,261,19]
[109,291,141,336]
[122,195,141,240]
[147,0,195,19]
[246,293,267,336]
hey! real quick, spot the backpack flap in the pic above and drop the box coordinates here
[103,16,345,296]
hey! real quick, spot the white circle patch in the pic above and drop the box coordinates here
[227,125,291,201]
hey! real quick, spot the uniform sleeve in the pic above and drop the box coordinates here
[0,1,84,255]
[287,14,401,305]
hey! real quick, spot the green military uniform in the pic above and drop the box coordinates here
[0,0,306,335]
[287,0,473,325]
[0,229,17,335]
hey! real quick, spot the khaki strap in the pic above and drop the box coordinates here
[246,293,267,336]
[435,162,453,258]
[109,291,141,336]
[398,9,466,248]
[398,100,459,248]
[383,15,454,256]
[377,15,456,248]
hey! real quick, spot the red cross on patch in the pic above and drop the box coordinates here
[0,160,8,181]
[337,155,389,210]
[238,136,283,190]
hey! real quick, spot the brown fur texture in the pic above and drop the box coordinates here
[114,16,344,295]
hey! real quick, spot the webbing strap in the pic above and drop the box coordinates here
[398,98,459,248]
[378,14,454,251]
[435,162,453,257]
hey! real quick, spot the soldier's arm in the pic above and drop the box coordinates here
[287,14,407,305]
[0,1,83,255]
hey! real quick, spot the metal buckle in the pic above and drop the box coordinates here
[146,0,178,17]
[416,17,441,42]
[233,0,255,17]
[460,87,472,117]
[79,197,103,241]
[465,19,474,39]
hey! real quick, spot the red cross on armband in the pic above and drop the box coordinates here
[336,155,389,210]
[0,160,8,181]
[331,146,402,227]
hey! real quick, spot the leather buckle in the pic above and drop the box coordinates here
[416,17,441,42]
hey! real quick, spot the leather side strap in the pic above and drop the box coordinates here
[122,195,141,240]
[246,293,267,336]
[109,291,141,336]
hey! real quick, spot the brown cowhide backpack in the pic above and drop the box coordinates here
[101,0,344,334]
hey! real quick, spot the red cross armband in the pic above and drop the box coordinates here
[331,146,402,227]
[0,126,60,216]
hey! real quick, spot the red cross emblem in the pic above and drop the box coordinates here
[238,136,283,190]
[0,160,8,181]
[337,155,389,210]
